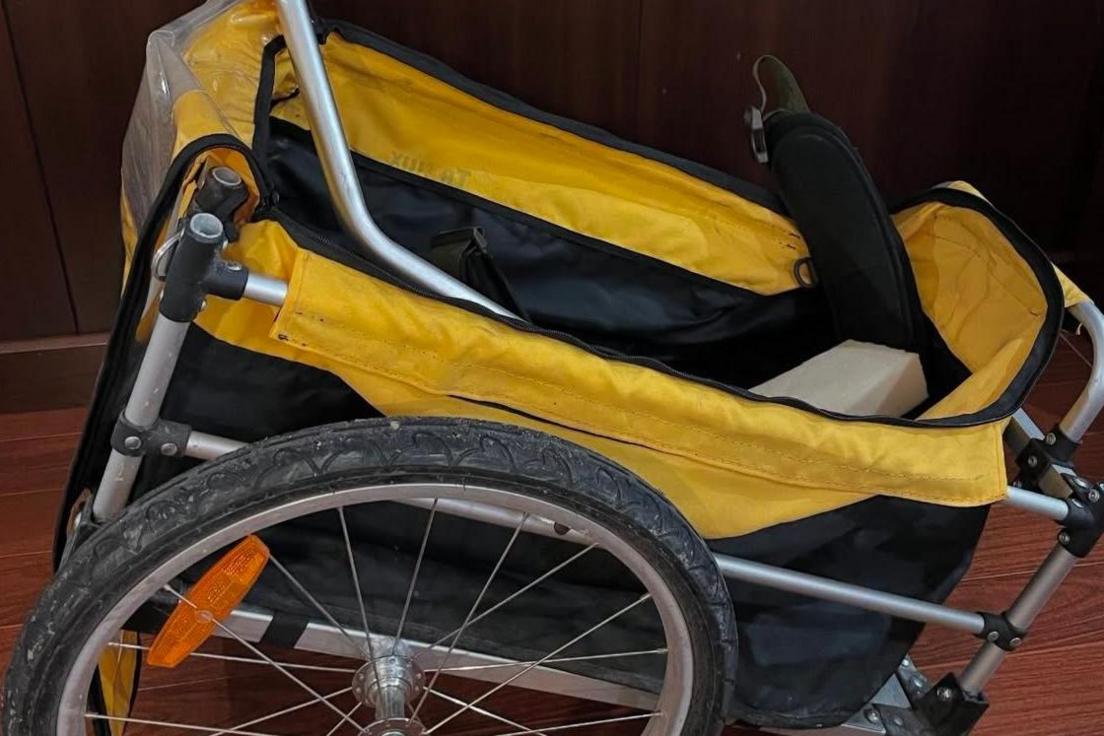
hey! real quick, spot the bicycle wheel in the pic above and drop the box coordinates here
[4,418,736,735]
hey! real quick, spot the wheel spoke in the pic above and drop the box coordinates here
[434,647,668,673]
[268,553,366,660]
[427,593,653,733]
[105,641,359,674]
[325,702,361,736]
[338,505,377,661]
[490,711,661,736]
[425,686,545,735]
[411,513,529,720]
[417,544,597,658]
[338,504,388,728]
[85,713,282,736]
[161,585,363,731]
[394,498,439,653]
[209,686,351,736]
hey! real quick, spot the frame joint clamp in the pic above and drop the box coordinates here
[1015,435,1078,497]
[110,414,192,458]
[1059,478,1104,558]
[883,672,988,736]
[976,611,1027,651]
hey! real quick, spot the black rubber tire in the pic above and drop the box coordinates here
[3,417,737,735]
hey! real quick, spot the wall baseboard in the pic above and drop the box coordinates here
[0,333,107,414]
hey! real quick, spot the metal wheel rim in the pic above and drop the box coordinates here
[56,482,697,735]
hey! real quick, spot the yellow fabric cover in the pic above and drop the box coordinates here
[197,221,1009,538]
[269,41,803,295]
[932,183,1090,308]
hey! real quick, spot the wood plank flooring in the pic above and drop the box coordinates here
[1,340,1101,734]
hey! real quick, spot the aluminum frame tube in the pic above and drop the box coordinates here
[273,0,517,319]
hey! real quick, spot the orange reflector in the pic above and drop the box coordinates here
[147,535,269,668]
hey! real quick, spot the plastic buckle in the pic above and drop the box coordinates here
[744,106,769,165]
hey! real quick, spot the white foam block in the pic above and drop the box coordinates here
[751,340,928,417]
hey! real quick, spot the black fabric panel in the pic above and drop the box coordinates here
[259,611,311,648]
[170,501,669,693]
[767,112,927,353]
[710,496,989,727]
[165,484,986,728]
[428,227,530,319]
[132,327,379,497]
[266,117,837,389]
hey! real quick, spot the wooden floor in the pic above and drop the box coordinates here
[1,336,1102,734]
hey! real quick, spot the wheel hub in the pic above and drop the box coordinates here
[353,653,425,736]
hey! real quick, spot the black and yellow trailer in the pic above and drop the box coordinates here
[3,2,1102,735]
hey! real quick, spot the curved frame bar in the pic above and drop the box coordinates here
[273,0,517,319]
[1059,301,1104,442]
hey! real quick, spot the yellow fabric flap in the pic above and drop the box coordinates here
[196,220,1009,538]
[270,33,807,296]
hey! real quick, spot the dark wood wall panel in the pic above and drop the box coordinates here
[636,1,1104,271]
[0,4,74,340]
[315,0,643,139]
[2,0,198,334]
[1071,139,1104,292]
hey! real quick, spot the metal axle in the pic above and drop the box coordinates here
[354,652,425,736]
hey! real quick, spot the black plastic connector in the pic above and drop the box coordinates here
[879,673,988,736]
[916,674,988,736]
[1016,435,1077,491]
[110,414,146,456]
[189,165,249,240]
[976,611,1027,652]
[1058,479,1104,558]
[110,414,192,458]
[159,211,253,322]
[204,259,250,301]
[160,213,226,322]
[1044,427,1080,463]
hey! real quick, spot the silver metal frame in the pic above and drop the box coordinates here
[272,0,517,319]
[1060,302,1104,442]
[79,1,1104,731]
